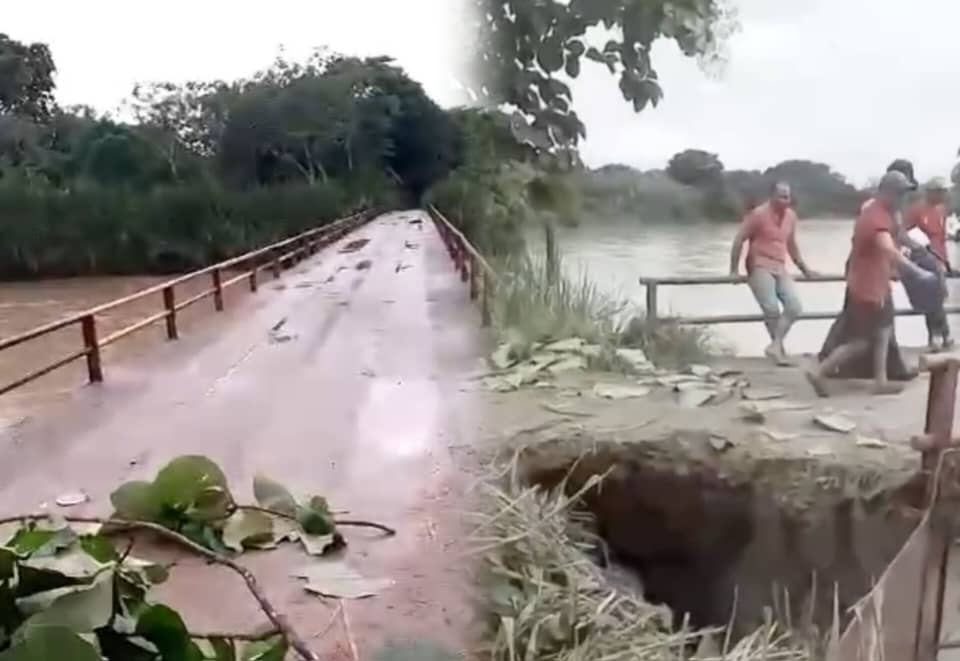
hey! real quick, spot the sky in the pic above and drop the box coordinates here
[5,0,959,185]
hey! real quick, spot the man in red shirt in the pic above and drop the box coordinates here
[806,171,936,396]
[905,177,952,350]
[729,181,817,365]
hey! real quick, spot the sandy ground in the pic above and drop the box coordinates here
[0,210,485,658]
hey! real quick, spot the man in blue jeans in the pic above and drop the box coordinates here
[729,182,818,365]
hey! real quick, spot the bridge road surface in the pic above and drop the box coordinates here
[0,210,483,657]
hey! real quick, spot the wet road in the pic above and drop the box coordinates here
[0,210,483,656]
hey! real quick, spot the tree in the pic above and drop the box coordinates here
[468,0,737,152]
[666,149,724,186]
[0,33,57,121]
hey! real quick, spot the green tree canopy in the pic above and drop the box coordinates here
[469,0,736,152]
[0,33,56,121]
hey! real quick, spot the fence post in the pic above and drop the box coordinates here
[212,268,224,312]
[272,250,281,279]
[249,266,259,292]
[459,243,469,283]
[162,286,178,340]
[645,280,659,326]
[80,315,103,384]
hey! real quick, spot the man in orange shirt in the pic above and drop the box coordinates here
[729,181,817,365]
[905,177,952,350]
[806,171,936,397]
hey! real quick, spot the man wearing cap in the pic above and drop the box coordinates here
[729,181,817,366]
[905,177,953,350]
[807,170,937,397]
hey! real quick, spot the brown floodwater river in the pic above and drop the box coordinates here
[0,272,257,426]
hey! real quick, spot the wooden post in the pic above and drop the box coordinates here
[249,267,259,292]
[544,222,557,286]
[645,281,659,326]
[272,250,281,279]
[162,286,178,340]
[481,270,491,327]
[80,315,103,384]
[469,257,479,301]
[459,243,469,283]
[212,268,224,311]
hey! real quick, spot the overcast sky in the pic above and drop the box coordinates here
[5,0,958,185]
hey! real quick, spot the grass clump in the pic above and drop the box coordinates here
[489,230,712,368]
[469,456,813,661]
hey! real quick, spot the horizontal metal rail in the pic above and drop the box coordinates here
[639,272,960,326]
[426,206,496,327]
[0,209,374,396]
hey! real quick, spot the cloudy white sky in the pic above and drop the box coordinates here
[5,0,959,185]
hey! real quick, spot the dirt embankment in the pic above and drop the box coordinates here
[473,357,934,639]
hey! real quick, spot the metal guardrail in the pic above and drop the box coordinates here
[0,210,375,396]
[426,205,496,327]
[639,273,960,325]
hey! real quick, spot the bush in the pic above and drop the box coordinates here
[0,175,399,277]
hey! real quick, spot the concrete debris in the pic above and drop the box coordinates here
[615,348,655,373]
[708,434,734,452]
[543,338,587,353]
[855,436,890,449]
[742,388,786,401]
[678,388,717,408]
[814,413,856,434]
[593,384,651,400]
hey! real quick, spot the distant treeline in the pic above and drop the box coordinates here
[0,34,463,277]
[578,149,866,222]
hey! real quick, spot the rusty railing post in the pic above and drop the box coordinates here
[80,314,103,384]
[271,250,281,279]
[459,241,469,283]
[645,280,659,326]
[162,286,178,340]
[212,268,224,311]
[249,265,259,292]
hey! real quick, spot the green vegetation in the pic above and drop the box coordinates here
[0,38,459,277]
[580,151,865,223]
[0,455,401,660]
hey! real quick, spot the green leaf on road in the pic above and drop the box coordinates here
[209,638,237,661]
[222,511,274,553]
[136,604,205,661]
[0,625,102,661]
[152,456,231,520]
[17,570,114,632]
[296,496,335,536]
[252,475,297,517]
[111,481,162,521]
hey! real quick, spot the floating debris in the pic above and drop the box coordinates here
[593,384,651,400]
[546,356,588,374]
[687,364,712,378]
[404,241,419,250]
[490,343,516,370]
[355,259,373,271]
[807,445,834,457]
[339,238,370,254]
[739,402,766,423]
[814,413,856,434]
[760,428,799,442]
[395,262,412,273]
[271,318,287,332]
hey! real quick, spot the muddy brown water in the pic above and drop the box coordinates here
[0,270,258,425]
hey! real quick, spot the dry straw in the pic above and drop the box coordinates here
[469,453,816,661]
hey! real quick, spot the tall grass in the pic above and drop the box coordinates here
[489,225,712,366]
